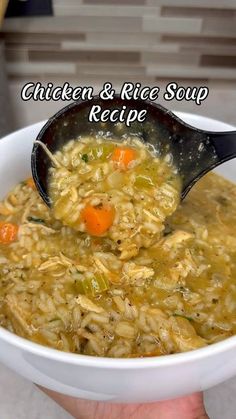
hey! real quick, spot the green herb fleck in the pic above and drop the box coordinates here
[82,154,89,163]
[27,216,45,224]
[173,313,193,322]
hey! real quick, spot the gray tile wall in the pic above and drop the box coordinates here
[0,1,235,83]
[0,0,235,128]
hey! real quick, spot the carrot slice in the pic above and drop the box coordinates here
[26,177,36,190]
[111,147,136,168]
[81,204,115,236]
[0,222,19,244]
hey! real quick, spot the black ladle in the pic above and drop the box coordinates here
[31,97,236,207]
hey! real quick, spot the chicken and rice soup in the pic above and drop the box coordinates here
[0,134,235,358]
[49,135,181,259]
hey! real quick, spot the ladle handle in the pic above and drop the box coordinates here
[209,130,236,163]
[181,130,236,199]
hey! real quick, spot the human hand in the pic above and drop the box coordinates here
[40,387,209,419]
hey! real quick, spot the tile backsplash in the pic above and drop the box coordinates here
[0,0,236,129]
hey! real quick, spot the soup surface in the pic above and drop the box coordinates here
[0,135,235,358]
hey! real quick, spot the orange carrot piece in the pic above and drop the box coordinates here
[81,204,115,236]
[0,222,19,244]
[26,177,36,190]
[111,147,136,168]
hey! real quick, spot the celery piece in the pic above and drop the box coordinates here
[135,174,154,188]
[74,279,84,295]
[76,274,109,296]
[134,160,159,188]
[82,143,115,162]
[83,278,94,295]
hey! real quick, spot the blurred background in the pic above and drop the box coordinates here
[0,2,236,419]
[0,0,236,138]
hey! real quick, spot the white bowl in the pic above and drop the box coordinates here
[0,113,236,403]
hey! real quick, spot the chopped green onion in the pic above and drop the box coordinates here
[81,153,89,163]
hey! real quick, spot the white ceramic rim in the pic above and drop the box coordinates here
[0,111,235,370]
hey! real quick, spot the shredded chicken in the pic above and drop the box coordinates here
[122,262,154,285]
[143,209,162,223]
[161,230,194,249]
[38,253,87,273]
[119,243,139,260]
[170,316,206,352]
[76,295,104,313]
[20,222,56,236]
[38,257,66,271]
[93,257,110,274]
[58,252,74,267]
[5,295,36,337]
